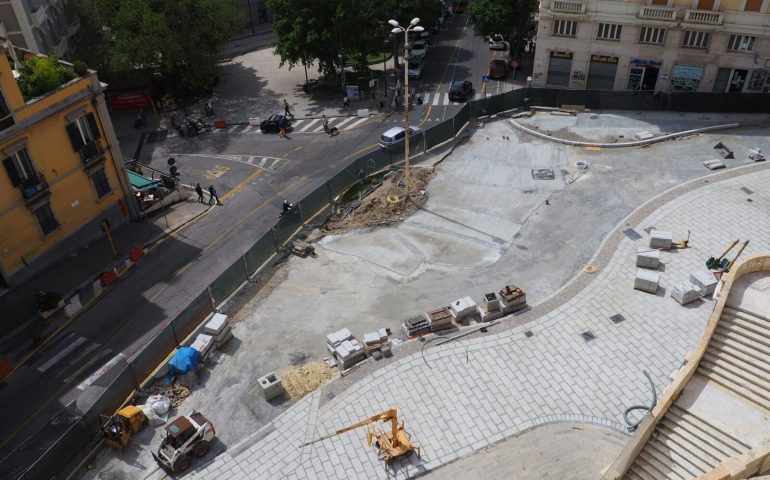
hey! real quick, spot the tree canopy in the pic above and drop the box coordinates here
[66,0,244,97]
[467,0,536,55]
[267,0,440,75]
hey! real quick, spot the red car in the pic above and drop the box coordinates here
[489,60,507,80]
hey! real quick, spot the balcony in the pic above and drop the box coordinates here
[684,9,723,25]
[19,172,49,201]
[551,0,585,14]
[638,5,677,22]
[79,140,104,165]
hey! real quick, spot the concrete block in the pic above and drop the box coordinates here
[649,229,672,250]
[64,294,82,318]
[703,159,725,170]
[636,247,660,269]
[635,131,654,140]
[378,328,388,342]
[357,109,369,118]
[204,313,229,336]
[258,372,283,400]
[477,305,504,322]
[449,296,476,319]
[363,332,380,346]
[671,281,700,305]
[690,270,718,297]
[249,118,260,126]
[499,284,526,314]
[481,292,501,312]
[634,268,660,294]
[91,279,103,297]
[191,334,215,361]
[326,328,353,348]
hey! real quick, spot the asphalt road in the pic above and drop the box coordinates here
[0,13,517,474]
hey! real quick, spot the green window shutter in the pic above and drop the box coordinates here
[66,122,84,151]
[3,157,21,186]
[86,113,101,140]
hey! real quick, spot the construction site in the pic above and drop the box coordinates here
[82,109,770,480]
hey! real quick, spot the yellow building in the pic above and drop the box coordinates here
[0,43,138,288]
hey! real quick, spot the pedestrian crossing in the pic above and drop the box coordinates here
[166,115,373,139]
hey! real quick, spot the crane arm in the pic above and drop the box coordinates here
[301,407,398,447]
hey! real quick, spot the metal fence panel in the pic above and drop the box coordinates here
[128,325,178,383]
[244,231,278,275]
[327,165,359,196]
[504,89,527,111]
[272,206,303,246]
[425,119,454,150]
[453,103,470,134]
[171,290,213,341]
[299,182,331,220]
[209,260,248,306]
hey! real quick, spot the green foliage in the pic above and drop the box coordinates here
[17,55,77,101]
[468,0,536,55]
[72,60,88,76]
[34,290,62,312]
[67,0,245,97]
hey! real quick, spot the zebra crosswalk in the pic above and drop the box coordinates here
[23,331,118,388]
[166,115,373,139]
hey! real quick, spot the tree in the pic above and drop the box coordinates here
[67,0,244,97]
[467,0,536,56]
[17,55,76,101]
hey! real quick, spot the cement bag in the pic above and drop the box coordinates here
[139,394,170,425]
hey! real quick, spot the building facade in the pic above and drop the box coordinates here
[0,44,137,288]
[0,0,77,57]
[534,0,770,93]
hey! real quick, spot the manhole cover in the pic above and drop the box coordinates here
[610,314,625,324]
[741,186,754,195]
[580,330,596,341]
[524,330,533,338]
[622,228,642,240]
[532,169,555,180]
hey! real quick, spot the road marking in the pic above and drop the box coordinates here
[227,125,240,133]
[67,342,101,368]
[220,168,264,202]
[258,157,268,167]
[299,119,320,132]
[291,120,305,129]
[432,93,441,105]
[77,352,123,391]
[334,117,355,128]
[344,117,368,130]
[38,336,87,373]
[294,146,302,151]
[204,164,230,180]
[241,126,253,133]
[443,94,451,105]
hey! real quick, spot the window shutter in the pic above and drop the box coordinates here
[86,113,101,140]
[66,122,84,151]
[3,157,21,186]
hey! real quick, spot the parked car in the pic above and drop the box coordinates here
[448,80,473,102]
[379,126,424,149]
[408,55,424,79]
[489,34,507,50]
[260,114,291,133]
[411,40,428,58]
[489,59,507,80]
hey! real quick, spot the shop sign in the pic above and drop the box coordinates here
[550,51,573,59]
[631,59,662,67]
[591,55,618,64]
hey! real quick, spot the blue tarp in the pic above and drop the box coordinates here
[166,346,200,383]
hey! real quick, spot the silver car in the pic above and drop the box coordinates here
[411,40,428,58]
[379,126,424,149]
[408,55,424,79]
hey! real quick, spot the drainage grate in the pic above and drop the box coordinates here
[524,330,534,338]
[532,169,555,180]
[622,228,642,241]
[580,330,596,341]
[741,187,754,195]
[610,314,625,324]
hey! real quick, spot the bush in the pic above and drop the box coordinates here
[72,60,88,76]
[17,55,77,101]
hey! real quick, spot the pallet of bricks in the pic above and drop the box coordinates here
[326,328,366,370]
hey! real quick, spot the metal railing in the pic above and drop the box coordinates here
[638,5,677,21]
[684,9,724,25]
[551,0,586,14]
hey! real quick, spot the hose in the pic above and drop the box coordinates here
[623,370,657,432]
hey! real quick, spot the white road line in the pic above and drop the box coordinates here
[343,117,369,130]
[442,94,451,105]
[258,157,268,167]
[247,157,255,164]
[433,93,441,105]
[335,117,355,128]
[227,126,240,133]
[241,126,253,133]
[291,120,305,129]
[56,342,102,378]
[77,351,121,390]
[38,336,87,373]
[299,119,320,132]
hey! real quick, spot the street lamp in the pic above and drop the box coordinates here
[389,17,423,201]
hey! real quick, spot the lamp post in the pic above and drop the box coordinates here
[388,17,423,202]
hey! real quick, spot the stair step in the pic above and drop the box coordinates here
[625,463,658,480]
[636,448,687,480]
[698,363,770,412]
[724,305,770,325]
[709,335,770,374]
[720,314,770,343]
[668,404,749,454]
[704,347,770,385]
[700,355,770,402]
[714,324,770,359]
[658,415,729,468]
[645,436,706,478]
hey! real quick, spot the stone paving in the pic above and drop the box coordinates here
[185,161,770,478]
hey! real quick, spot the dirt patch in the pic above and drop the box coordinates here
[136,382,191,409]
[281,362,335,400]
[323,168,433,234]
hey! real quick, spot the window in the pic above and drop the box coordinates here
[553,19,577,37]
[90,169,111,198]
[597,23,622,41]
[66,112,101,153]
[33,202,59,235]
[745,0,762,11]
[3,148,37,186]
[639,27,665,44]
[727,34,755,52]
[682,30,710,48]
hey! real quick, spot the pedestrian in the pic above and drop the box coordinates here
[208,185,220,205]
[195,183,204,203]
[395,78,402,93]
[278,115,287,138]
[206,98,215,117]
[283,99,293,118]
[342,95,350,109]
[322,114,330,133]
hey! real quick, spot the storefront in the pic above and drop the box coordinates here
[713,67,750,92]
[670,64,704,92]
[586,54,619,90]
[546,51,573,87]
[626,59,662,91]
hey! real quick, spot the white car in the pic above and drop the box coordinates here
[379,126,424,149]
[489,34,507,50]
[411,40,428,58]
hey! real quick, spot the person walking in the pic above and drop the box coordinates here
[208,185,220,205]
[278,116,287,138]
[206,98,215,117]
[322,114,330,133]
[342,95,351,109]
[195,183,204,203]
[283,99,293,118]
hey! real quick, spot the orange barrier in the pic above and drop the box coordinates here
[100,268,119,287]
[214,119,226,129]
[129,246,144,262]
